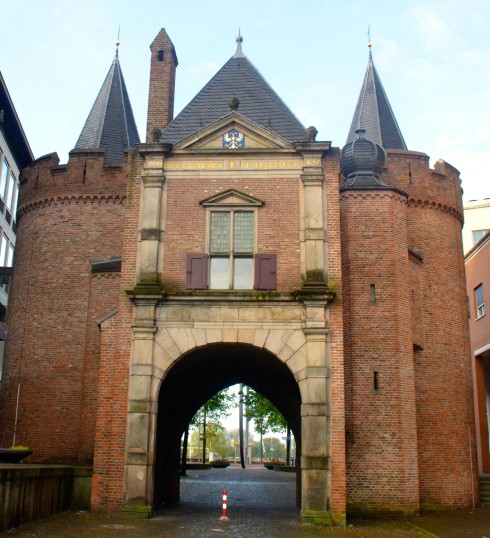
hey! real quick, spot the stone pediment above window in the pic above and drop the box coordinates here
[200,189,264,207]
[172,112,294,151]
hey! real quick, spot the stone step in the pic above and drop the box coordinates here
[479,476,490,504]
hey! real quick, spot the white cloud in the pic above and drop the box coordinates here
[441,150,490,202]
[409,2,456,53]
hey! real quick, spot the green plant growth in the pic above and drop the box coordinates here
[243,389,288,462]
[181,388,235,473]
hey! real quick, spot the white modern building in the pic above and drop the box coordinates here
[0,71,33,377]
[463,199,490,254]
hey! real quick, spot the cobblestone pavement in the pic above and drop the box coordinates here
[2,466,490,537]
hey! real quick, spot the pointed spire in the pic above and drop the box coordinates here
[346,41,407,150]
[234,29,244,58]
[75,52,140,163]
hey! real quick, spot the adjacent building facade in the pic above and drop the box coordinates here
[0,72,33,382]
[0,30,477,525]
[463,199,490,254]
[465,226,490,474]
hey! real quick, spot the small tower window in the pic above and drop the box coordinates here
[370,284,376,302]
[157,50,164,62]
[373,371,379,391]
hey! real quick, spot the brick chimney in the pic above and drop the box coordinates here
[146,28,178,142]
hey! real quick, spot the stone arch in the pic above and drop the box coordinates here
[125,311,333,525]
[152,341,303,507]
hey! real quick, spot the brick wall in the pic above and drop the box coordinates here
[162,176,302,291]
[91,152,144,511]
[341,150,477,512]
[341,187,419,514]
[146,29,176,142]
[0,150,128,462]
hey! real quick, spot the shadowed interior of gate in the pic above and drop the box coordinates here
[153,343,302,507]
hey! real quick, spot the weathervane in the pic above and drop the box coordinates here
[367,25,373,59]
[115,25,121,57]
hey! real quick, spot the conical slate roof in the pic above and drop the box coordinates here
[160,39,308,145]
[75,52,140,163]
[346,51,407,150]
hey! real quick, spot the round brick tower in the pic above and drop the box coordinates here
[0,149,129,462]
[341,49,477,513]
[0,49,141,463]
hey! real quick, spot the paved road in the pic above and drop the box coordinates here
[2,466,490,537]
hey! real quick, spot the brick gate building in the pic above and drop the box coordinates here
[0,30,477,525]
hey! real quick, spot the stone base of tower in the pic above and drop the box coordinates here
[119,504,153,518]
[301,509,346,526]
[347,501,420,518]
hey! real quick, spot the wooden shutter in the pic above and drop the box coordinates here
[254,254,277,290]
[186,253,209,290]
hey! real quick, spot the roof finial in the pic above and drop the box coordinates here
[115,25,121,58]
[234,28,244,57]
[367,25,373,60]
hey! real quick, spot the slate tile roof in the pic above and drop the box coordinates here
[161,46,308,145]
[346,52,407,150]
[75,54,140,163]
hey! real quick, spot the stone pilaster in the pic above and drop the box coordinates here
[296,144,330,287]
[134,148,170,294]
[123,298,159,516]
[299,298,332,525]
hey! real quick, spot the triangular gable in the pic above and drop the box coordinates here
[160,52,307,145]
[172,112,294,151]
[200,189,264,207]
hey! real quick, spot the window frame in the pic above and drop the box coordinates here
[206,207,257,290]
[0,158,9,199]
[473,229,489,245]
[475,283,485,319]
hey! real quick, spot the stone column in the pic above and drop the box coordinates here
[298,147,329,287]
[299,299,331,525]
[136,150,170,291]
[123,298,159,516]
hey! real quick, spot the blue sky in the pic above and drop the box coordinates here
[1,0,489,202]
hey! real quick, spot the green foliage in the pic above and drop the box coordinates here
[190,388,235,428]
[243,388,287,435]
[251,436,286,461]
[9,445,31,451]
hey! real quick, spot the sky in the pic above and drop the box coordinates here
[1,0,489,202]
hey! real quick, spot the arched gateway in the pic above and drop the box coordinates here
[0,28,476,531]
[153,343,302,506]
[114,295,342,526]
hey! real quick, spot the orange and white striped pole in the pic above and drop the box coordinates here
[219,490,229,521]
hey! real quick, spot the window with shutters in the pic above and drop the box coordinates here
[185,189,277,291]
[209,209,254,289]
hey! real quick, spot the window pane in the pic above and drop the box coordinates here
[210,257,230,289]
[6,172,15,210]
[0,235,7,265]
[473,230,489,244]
[233,212,254,252]
[476,284,485,317]
[210,212,230,253]
[0,159,8,198]
[6,244,14,267]
[233,257,253,289]
[11,184,19,221]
